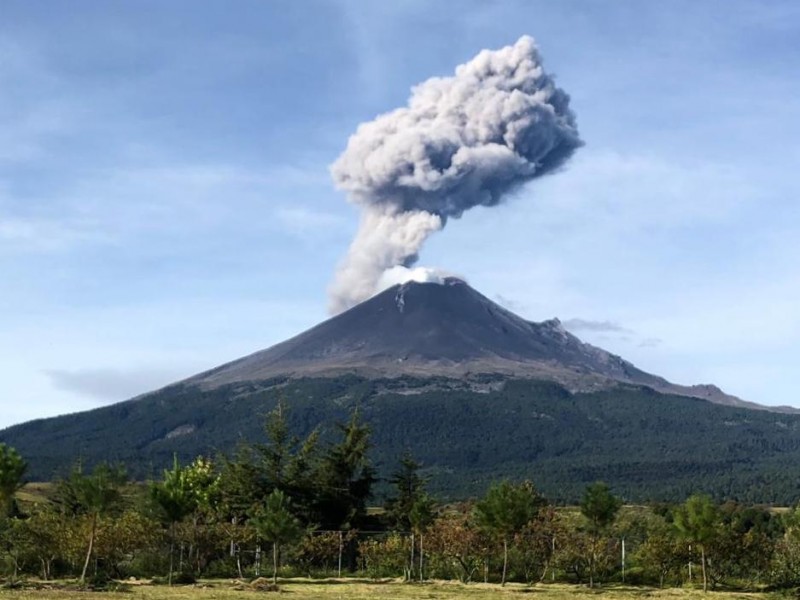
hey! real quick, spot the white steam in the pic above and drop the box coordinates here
[329,35,583,313]
[377,266,457,293]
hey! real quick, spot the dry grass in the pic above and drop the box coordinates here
[0,580,776,600]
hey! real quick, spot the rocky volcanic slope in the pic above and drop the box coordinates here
[189,278,774,412]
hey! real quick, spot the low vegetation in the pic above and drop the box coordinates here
[0,580,783,600]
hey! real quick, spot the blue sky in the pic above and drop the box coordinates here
[1,1,799,428]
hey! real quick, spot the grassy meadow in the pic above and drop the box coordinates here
[0,580,780,600]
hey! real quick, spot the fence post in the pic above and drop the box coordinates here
[409,532,415,581]
[338,531,343,578]
[419,532,424,583]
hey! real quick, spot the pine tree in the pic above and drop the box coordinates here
[150,456,198,585]
[674,494,718,592]
[0,444,26,518]
[251,489,304,584]
[315,410,375,530]
[65,463,127,584]
[580,481,621,588]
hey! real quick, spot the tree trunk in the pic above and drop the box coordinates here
[701,545,708,593]
[501,538,509,586]
[168,521,175,586]
[273,541,279,585]
[80,512,97,584]
[409,532,414,581]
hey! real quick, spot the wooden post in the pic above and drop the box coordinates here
[419,532,424,582]
[409,532,415,581]
[338,531,343,578]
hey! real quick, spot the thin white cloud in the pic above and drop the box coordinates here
[0,161,336,255]
[274,206,348,238]
[563,318,632,334]
[45,366,190,402]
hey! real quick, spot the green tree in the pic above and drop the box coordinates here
[474,480,545,585]
[64,463,127,584]
[634,522,688,588]
[150,455,198,585]
[385,452,435,581]
[218,402,320,526]
[0,444,26,518]
[674,494,718,592]
[385,452,428,531]
[315,410,375,530]
[580,481,621,588]
[251,489,304,585]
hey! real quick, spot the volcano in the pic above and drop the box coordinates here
[4,278,800,502]
[188,278,759,410]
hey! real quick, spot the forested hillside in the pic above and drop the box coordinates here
[3,376,800,503]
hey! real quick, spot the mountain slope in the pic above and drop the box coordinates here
[188,278,766,411]
[2,278,797,501]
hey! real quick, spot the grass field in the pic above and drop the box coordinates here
[0,580,778,600]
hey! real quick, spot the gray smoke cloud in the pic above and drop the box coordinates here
[329,36,583,313]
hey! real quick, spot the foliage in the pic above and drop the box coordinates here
[358,534,409,578]
[674,494,718,591]
[579,482,621,588]
[581,482,621,534]
[770,528,800,588]
[314,410,375,530]
[633,521,689,588]
[509,506,558,584]
[0,444,26,518]
[426,508,488,583]
[58,462,127,584]
[151,456,198,525]
[385,452,429,531]
[474,480,546,584]
[12,375,800,505]
[4,401,800,592]
[251,489,304,584]
[294,530,355,576]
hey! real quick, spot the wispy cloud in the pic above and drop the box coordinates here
[274,207,349,238]
[563,318,632,334]
[0,161,336,255]
[45,366,192,403]
[494,294,528,314]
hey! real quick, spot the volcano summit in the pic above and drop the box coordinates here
[189,278,754,410]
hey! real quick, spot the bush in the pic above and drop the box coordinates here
[172,571,197,584]
[358,534,409,579]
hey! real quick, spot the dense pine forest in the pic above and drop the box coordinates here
[4,404,800,591]
[5,376,800,504]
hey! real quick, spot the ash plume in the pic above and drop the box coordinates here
[329,35,583,313]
